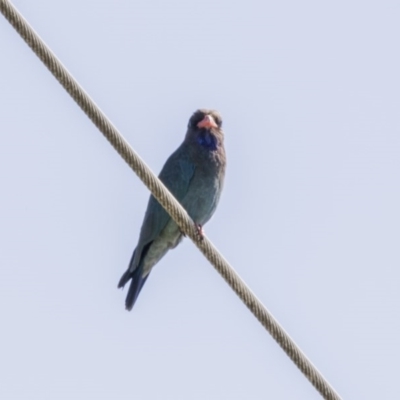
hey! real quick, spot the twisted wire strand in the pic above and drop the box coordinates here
[0,1,341,399]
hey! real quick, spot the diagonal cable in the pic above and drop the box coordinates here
[0,1,341,399]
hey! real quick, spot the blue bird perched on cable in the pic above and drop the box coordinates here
[118,109,226,310]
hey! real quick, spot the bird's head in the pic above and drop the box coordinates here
[188,109,222,131]
[186,109,223,151]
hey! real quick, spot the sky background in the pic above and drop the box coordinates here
[1,1,399,399]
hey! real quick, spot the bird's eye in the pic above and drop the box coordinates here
[213,115,222,127]
[189,113,205,129]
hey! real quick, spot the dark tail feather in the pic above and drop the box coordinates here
[118,248,137,289]
[118,269,133,289]
[118,266,150,311]
[126,269,149,311]
[118,243,152,310]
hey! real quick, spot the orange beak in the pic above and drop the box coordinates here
[197,114,217,129]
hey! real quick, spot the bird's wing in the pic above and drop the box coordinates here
[136,145,195,248]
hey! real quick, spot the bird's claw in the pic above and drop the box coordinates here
[195,224,204,240]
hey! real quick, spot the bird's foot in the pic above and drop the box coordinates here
[195,224,204,240]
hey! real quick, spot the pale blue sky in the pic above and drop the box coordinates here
[1,1,400,399]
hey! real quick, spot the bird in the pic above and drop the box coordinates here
[118,109,226,310]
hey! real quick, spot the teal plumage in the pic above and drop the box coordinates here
[118,109,226,310]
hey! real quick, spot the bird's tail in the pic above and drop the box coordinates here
[118,248,149,311]
[118,266,150,311]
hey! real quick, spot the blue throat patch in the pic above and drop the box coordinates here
[197,132,218,150]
